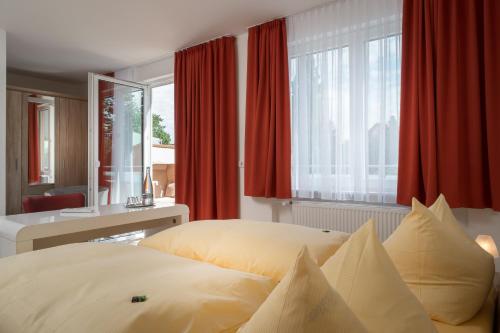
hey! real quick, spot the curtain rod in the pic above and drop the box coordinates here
[176,15,281,52]
[245,0,341,29]
[245,16,284,30]
[176,34,235,52]
[177,0,339,52]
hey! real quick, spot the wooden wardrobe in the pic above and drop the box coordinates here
[6,87,88,214]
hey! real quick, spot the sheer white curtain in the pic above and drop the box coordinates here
[288,0,402,204]
[110,88,140,204]
[110,70,145,204]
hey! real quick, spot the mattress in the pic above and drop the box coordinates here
[433,288,496,333]
[0,243,275,333]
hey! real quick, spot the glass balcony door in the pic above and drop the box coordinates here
[88,74,151,206]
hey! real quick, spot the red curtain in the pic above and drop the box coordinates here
[397,0,500,209]
[174,37,238,220]
[244,18,291,199]
[98,73,114,204]
[28,102,40,183]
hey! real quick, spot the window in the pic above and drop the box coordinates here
[151,83,175,201]
[288,0,402,204]
[151,84,174,145]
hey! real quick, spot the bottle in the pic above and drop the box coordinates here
[142,167,154,205]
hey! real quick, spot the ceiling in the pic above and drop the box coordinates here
[0,0,329,82]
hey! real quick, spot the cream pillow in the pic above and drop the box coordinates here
[322,219,437,333]
[238,247,367,333]
[384,198,494,325]
[430,194,485,244]
[139,220,349,282]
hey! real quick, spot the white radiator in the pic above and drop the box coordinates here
[291,201,409,240]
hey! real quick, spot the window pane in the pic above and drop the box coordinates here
[367,35,401,179]
[291,46,351,199]
[151,83,175,201]
[151,84,174,145]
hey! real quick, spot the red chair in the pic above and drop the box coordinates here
[22,193,86,213]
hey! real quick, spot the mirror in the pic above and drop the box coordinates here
[28,95,55,185]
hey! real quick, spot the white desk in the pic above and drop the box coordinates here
[0,202,189,257]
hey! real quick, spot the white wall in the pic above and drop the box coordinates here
[0,29,5,215]
[7,72,87,98]
[462,209,500,269]
[466,209,500,241]
[115,55,174,83]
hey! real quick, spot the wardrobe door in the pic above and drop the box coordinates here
[6,90,23,214]
[72,98,89,185]
[56,98,88,187]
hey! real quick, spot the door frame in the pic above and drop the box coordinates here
[87,73,152,207]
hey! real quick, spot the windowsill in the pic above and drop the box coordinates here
[291,197,408,209]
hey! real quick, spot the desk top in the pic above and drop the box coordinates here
[0,202,189,242]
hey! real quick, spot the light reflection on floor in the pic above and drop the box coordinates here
[91,197,175,245]
[91,230,146,245]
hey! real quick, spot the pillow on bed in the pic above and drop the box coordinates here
[238,247,368,333]
[321,220,437,333]
[430,194,484,244]
[384,197,495,325]
[139,219,349,282]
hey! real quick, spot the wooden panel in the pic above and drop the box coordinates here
[56,97,88,187]
[6,90,23,214]
[77,99,89,184]
[55,97,67,187]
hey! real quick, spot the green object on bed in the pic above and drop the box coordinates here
[131,295,147,303]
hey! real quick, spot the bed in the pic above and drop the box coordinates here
[0,243,275,333]
[0,219,497,333]
[0,220,349,332]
